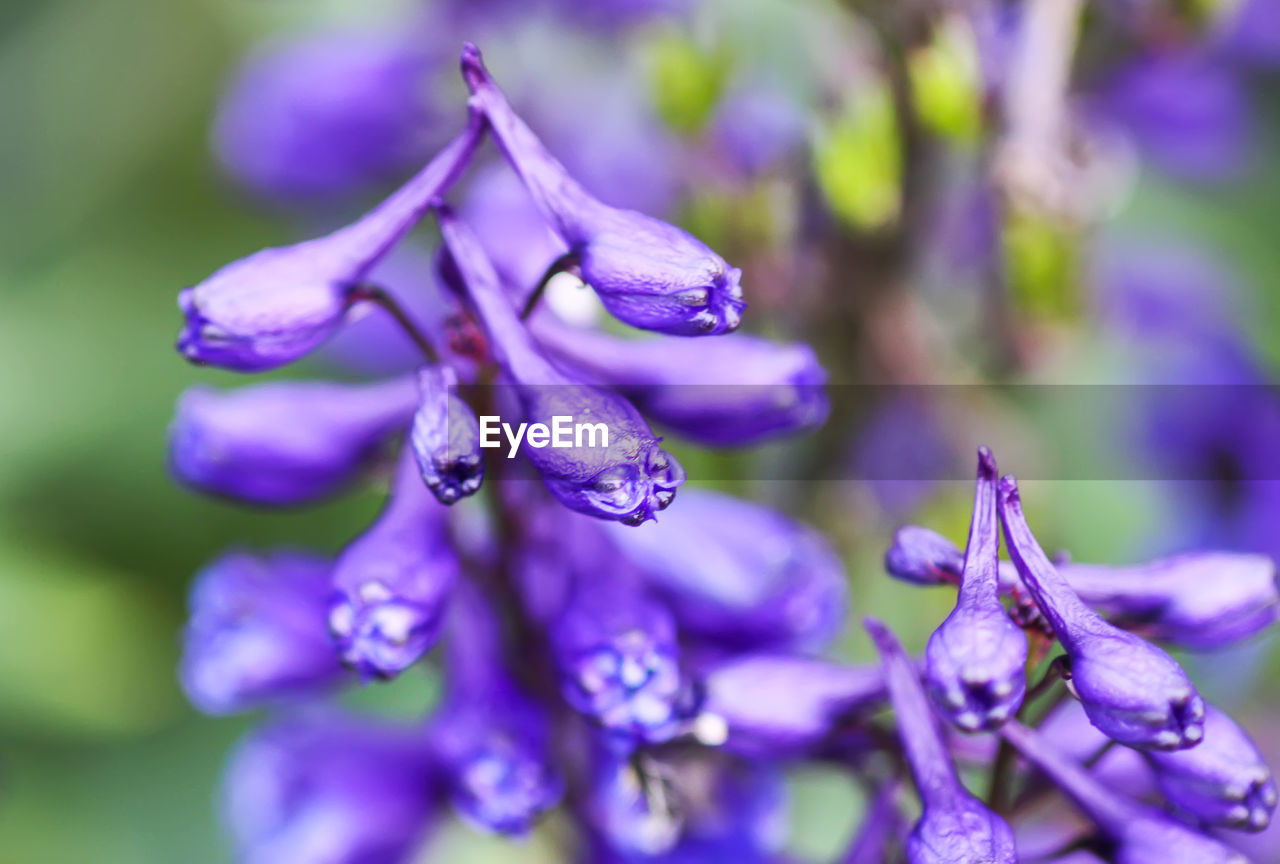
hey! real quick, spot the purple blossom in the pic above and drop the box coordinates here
[697,653,884,759]
[924,448,1027,732]
[1145,703,1277,832]
[710,82,807,178]
[533,319,829,447]
[169,377,417,505]
[211,29,440,201]
[884,526,967,586]
[436,203,684,525]
[410,364,484,504]
[1000,719,1249,864]
[460,44,745,336]
[180,550,345,714]
[223,716,439,864]
[328,450,459,679]
[178,114,483,371]
[999,474,1206,750]
[549,567,686,746]
[459,164,568,298]
[605,488,847,650]
[865,617,1018,864]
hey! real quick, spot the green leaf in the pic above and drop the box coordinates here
[648,31,731,136]
[813,81,902,232]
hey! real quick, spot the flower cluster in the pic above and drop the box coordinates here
[173,43,842,862]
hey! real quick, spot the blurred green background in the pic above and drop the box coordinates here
[1,0,1278,862]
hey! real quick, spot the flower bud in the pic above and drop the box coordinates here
[170,377,417,505]
[1145,704,1277,831]
[459,44,745,336]
[223,717,439,864]
[410,364,484,504]
[865,617,1017,864]
[925,448,1027,732]
[436,204,683,525]
[533,318,828,446]
[1000,720,1248,864]
[178,115,482,371]
[884,526,966,586]
[606,488,847,649]
[328,450,459,679]
[698,653,885,758]
[180,550,345,714]
[999,475,1206,750]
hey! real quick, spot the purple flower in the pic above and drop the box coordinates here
[433,584,564,836]
[533,319,829,447]
[1218,0,1280,69]
[605,488,847,650]
[180,550,345,714]
[884,526,966,586]
[1145,703,1277,831]
[925,448,1027,732]
[1000,719,1249,864]
[223,716,439,864]
[178,114,483,371]
[459,164,568,298]
[864,617,1018,864]
[170,377,417,505]
[328,450,459,679]
[697,653,884,759]
[436,203,684,525]
[710,81,806,178]
[410,364,484,504]
[999,474,1206,750]
[211,29,440,201]
[587,749,788,861]
[1091,51,1250,182]
[460,44,745,336]
[550,569,685,745]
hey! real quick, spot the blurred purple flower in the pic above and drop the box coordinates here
[410,364,485,504]
[170,377,417,505]
[212,29,441,202]
[181,550,345,714]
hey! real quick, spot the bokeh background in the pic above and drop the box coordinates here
[1,0,1278,861]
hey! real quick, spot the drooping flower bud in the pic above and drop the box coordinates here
[223,716,440,864]
[925,448,1027,732]
[459,44,745,336]
[432,583,563,836]
[435,203,684,525]
[328,449,459,679]
[170,377,417,505]
[211,29,440,201]
[1000,719,1249,864]
[606,488,846,649]
[178,114,482,371]
[549,563,686,746]
[864,617,1018,864]
[180,550,345,714]
[1145,703,1277,832]
[998,475,1206,750]
[884,526,966,586]
[410,364,484,504]
[698,653,885,759]
[532,318,828,446]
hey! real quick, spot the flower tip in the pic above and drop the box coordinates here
[459,43,487,90]
[998,473,1020,503]
[976,445,997,478]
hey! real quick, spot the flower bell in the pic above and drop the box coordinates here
[532,318,828,446]
[924,448,1027,732]
[999,475,1206,750]
[606,488,847,649]
[178,113,482,371]
[410,364,484,504]
[180,550,346,714]
[328,449,459,679]
[170,377,417,505]
[865,617,1018,864]
[435,203,684,525]
[459,44,746,336]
